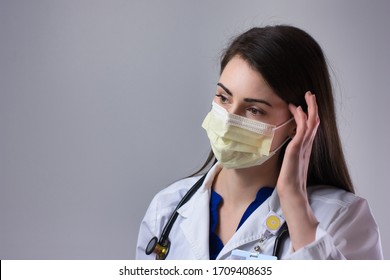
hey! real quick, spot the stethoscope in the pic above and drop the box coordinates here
[145,173,290,260]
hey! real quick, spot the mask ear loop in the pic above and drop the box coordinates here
[270,116,295,150]
[270,116,295,151]
[274,117,295,130]
[269,136,292,154]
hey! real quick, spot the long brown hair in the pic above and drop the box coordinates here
[193,25,354,193]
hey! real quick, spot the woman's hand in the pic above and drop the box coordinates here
[276,91,320,251]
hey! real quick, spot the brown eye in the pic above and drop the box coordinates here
[216,94,229,103]
[248,107,266,116]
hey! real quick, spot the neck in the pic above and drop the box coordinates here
[214,154,281,207]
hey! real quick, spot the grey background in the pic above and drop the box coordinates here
[1,0,389,259]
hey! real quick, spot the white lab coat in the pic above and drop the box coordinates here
[136,163,383,259]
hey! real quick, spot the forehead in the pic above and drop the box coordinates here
[218,56,286,105]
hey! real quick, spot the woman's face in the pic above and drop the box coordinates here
[215,55,295,150]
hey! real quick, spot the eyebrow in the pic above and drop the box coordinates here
[217,82,273,107]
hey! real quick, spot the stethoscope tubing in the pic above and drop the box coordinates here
[272,222,289,257]
[159,174,207,244]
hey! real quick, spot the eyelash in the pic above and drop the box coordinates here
[247,107,266,116]
[215,94,229,103]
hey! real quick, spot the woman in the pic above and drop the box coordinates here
[136,25,383,259]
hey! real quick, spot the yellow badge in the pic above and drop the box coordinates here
[266,215,281,231]
[263,211,285,234]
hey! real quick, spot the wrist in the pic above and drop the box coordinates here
[277,189,319,251]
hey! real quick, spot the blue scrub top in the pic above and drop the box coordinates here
[209,186,274,260]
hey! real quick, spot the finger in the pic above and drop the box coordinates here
[307,93,321,148]
[288,104,308,151]
[305,91,320,134]
[301,93,320,168]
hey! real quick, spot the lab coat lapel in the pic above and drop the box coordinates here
[175,164,222,259]
[176,186,210,259]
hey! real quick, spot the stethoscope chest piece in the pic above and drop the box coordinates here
[146,236,171,260]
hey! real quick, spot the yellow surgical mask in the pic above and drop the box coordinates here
[202,102,293,169]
